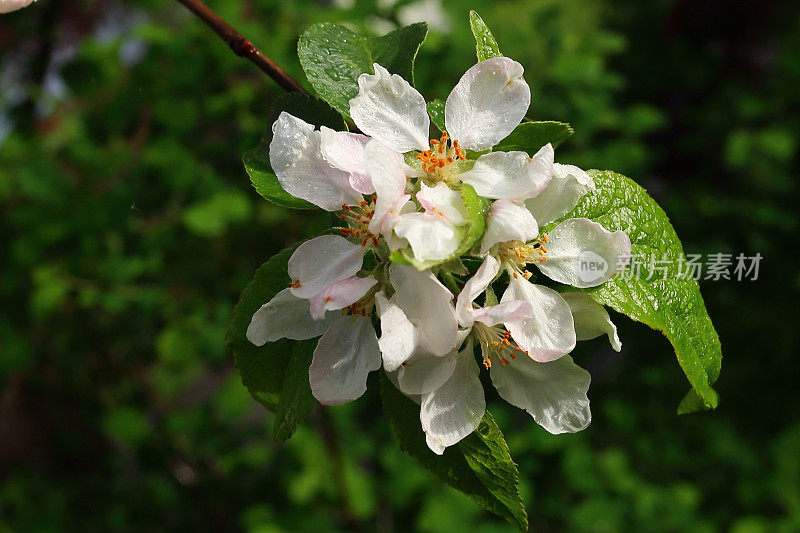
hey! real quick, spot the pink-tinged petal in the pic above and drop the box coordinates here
[309,315,381,405]
[501,276,576,362]
[389,263,459,356]
[472,300,532,328]
[269,112,363,210]
[308,275,378,320]
[525,163,595,225]
[349,63,430,153]
[416,182,468,225]
[421,340,486,454]
[364,139,415,237]
[319,126,373,194]
[480,199,539,254]
[560,292,621,351]
[536,218,632,288]
[375,291,418,372]
[288,235,365,299]
[246,288,336,345]
[455,254,500,327]
[444,57,530,151]
[490,354,591,434]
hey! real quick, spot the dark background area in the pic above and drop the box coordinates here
[1,0,798,531]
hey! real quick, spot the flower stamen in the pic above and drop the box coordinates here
[415,130,467,182]
[473,322,528,369]
[339,199,380,248]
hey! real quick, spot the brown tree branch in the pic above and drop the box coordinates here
[174,0,308,94]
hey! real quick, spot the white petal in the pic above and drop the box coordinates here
[472,300,532,328]
[560,292,621,351]
[319,126,373,194]
[309,315,381,405]
[416,182,468,225]
[491,354,591,434]
[389,263,459,356]
[375,291,418,372]
[288,235,365,299]
[456,254,500,327]
[501,276,576,362]
[444,57,530,151]
[525,163,596,225]
[394,212,463,263]
[309,275,378,320]
[0,0,37,14]
[246,289,335,345]
[364,139,413,237]
[349,63,430,153]
[536,218,632,288]
[269,112,362,210]
[396,349,458,396]
[460,145,552,200]
[421,341,485,454]
[480,199,539,254]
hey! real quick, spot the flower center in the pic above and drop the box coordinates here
[472,322,527,368]
[416,130,466,185]
[339,199,380,247]
[495,235,549,279]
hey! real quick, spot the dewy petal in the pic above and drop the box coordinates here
[525,163,596,226]
[536,218,632,288]
[269,112,363,210]
[288,235,365,299]
[246,288,336,345]
[309,275,378,320]
[490,354,591,434]
[319,126,373,194]
[480,199,539,254]
[364,139,414,237]
[396,349,458,396]
[394,212,463,263]
[375,291,418,372]
[349,63,430,153]
[421,341,486,454]
[416,182,468,225]
[456,254,500,327]
[444,57,531,151]
[560,292,621,351]
[501,276,576,362]
[389,263,459,356]
[309,315,381,405]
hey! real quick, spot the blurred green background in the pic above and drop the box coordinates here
[1,0,798,531]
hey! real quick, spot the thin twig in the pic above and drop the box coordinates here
[174,0,308,94]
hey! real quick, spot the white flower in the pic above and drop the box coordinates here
[246,235,381,405]
[0,0,37,14]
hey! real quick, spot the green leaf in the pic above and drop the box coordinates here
[469,10,502,61]
[380,373,527,531]
[298,22,428,119]
[556,170,722,411]
[395,183,490,270]
[243,93,347,210]
[494,121,574,155]
[273,338,317,441]
[428,99,446,132]
[226,244,301,412]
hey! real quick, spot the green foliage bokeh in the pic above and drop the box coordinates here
[1,0,798,531]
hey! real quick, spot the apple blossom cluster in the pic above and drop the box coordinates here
[247,56,631,454]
